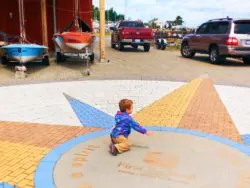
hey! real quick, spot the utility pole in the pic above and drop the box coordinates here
[99,0,105,63]
[41,0,48,46]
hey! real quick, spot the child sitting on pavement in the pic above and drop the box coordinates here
[109,99,153,156]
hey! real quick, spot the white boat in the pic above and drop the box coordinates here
[53,0,95,64]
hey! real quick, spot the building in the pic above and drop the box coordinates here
[154,20,164,29]
[0,0,93,50]
[93,20,117,33]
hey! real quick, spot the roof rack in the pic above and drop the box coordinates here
[208,17,233,22]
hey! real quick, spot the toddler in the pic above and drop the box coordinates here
[109,99,152,156]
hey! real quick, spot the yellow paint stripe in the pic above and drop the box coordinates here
[134,78,202,127]
[0,141,50,187]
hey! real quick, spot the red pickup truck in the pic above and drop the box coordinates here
[110,20,153,52]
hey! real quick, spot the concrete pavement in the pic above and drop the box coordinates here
[53,132,250,188]
[1,39,250,87]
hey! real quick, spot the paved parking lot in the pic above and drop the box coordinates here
[1,38,250,87]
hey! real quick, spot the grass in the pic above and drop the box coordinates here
[167,45,181,51]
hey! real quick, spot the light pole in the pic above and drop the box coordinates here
[99,0,105,63]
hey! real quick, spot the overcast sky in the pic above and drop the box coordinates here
[93,0,250,27]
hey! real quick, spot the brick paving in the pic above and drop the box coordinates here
[134,78,201,127]
[0,121,99,187]
[179,78,242,143]
[134,78,242,143]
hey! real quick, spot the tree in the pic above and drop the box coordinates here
[148,18,158,29]
[92,6,100,21]
[166,21,175,29]
[92,5,124,21]
[174,16,184,26]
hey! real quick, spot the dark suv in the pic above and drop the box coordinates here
[181,18,250,64]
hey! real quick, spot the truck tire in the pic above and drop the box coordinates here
[144,44,150,52]
[243,57,250,64]
[111,39,116,48]
[118,42,124,51]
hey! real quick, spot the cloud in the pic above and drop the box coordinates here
[93,0,250,27]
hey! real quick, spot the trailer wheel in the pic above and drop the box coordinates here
[42,55,50,66]
[89,53,95,63]
[56,52,65,63]
[1,56,8,65]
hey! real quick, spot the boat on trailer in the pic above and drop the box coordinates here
[53,0,95,75]
[1,0,49,66]
[2,44,48,64]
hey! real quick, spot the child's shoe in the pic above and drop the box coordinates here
[109,144,118,156]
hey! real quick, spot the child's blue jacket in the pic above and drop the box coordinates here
[110,111,147,138]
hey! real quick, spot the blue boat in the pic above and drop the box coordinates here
[1,44,47,64]
[0,0,49,65]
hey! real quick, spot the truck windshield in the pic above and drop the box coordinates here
[119,22,144,28]
[234,21,250,34]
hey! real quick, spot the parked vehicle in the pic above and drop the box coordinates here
[110,20,153,52]
[154,31,167,50]
[181,17,250,64]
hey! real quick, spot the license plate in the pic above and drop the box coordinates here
[135,39,141,43]
[245,40,250,45]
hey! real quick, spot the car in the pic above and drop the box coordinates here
[181,17,250,64]
[110,20,153,52]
